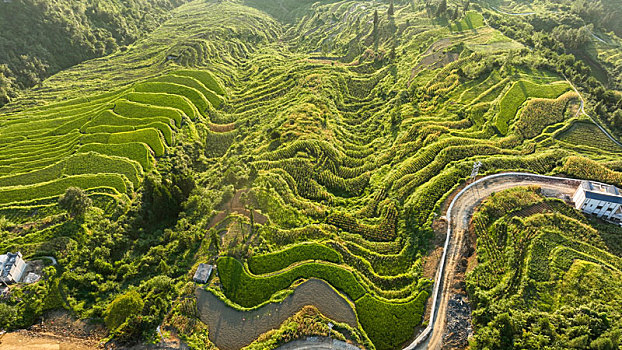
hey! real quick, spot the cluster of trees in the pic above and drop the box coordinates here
[0,0,189,106]
[424,0,471,21]
[570,0,622,37]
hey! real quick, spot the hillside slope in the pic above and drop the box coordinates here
[0,0,190,106]
[0,1,621,349]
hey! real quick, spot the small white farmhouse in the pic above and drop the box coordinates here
[573,181,622,225]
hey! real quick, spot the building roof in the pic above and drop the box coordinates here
[193,263,213,284]
[1,253,20,279]
[585,191,622,204]
[581,181,622,204]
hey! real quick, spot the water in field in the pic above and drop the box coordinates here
[196,278,358,350]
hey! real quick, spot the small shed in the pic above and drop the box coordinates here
[193,264,213,284]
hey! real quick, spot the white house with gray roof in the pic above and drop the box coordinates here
[573,181,622,225]
[0,252,27,284]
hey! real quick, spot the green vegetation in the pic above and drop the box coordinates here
[355,292,428,350]
[467,186,622,349]
[496,81,571,135]
[449,11,485,32]
[0,0,188,106]
[514,91,579,138]
[0,174,127,206]
[1,0,622,349]
[217,256,365,308]
[248,243,343,275]
[557,121,622,153]
[104,290,145,331]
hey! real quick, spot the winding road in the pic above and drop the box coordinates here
[406,172,580,350]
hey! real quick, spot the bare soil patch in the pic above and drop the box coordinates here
[0,330,100,350]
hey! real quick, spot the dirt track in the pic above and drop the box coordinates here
[407,173,579,350]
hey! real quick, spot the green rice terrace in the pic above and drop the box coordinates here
[0,0,621,349]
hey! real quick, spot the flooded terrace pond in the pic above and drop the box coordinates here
[196,278,358,350]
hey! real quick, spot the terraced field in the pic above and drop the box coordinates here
[467,187,622,348]
[0,1,621,350]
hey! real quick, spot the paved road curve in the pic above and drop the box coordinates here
[406,172,580,350]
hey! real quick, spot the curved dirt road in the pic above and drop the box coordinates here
[407,173,580,350]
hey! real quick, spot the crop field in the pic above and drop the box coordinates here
[557,121,622,153]
[496,80,571,134]
[0,1,621,350]
[467,187,622,348]
[0,67,222,209]
[449,11,485,32]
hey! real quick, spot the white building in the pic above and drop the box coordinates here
[0,252,27,284]
[193,263,213,284]
[573,181,622,224]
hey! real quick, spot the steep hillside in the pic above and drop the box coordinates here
[468,186,622,349]
[0,0,190,106]
[0,0,621,349]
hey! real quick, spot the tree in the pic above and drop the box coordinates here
[104,290,144,331]
[388,0,394,17]
[437,0,447,17]
[373,9,379,34]
[0,303,17,330]
[58,187,92,218]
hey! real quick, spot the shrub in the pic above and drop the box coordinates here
[104,290,144,331]
[355,291,428,350]
[58,187,92,218]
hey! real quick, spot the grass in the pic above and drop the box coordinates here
[81,128,166,157]
[149,75,224,108]
[113,99,182,127]
[125,92,199,120]
[355,292,428,350]
[77,143,154,171]
[134,82,211,116]
[172,69,226,96]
